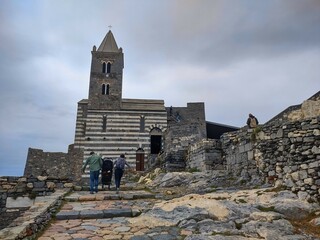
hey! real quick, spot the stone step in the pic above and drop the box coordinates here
[64,190,156,202]
[57,190,157,221]
[56,208,141,220]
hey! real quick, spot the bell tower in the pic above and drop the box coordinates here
[88,30,124,110]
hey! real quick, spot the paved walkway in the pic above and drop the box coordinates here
[37,190,190,240]
[1,188,191,240]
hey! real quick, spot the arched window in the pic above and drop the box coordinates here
[106,84,110,95]
[102,84,106,94]
[102,62,106,73]
[107,62,111,73]
[102,84,110,95]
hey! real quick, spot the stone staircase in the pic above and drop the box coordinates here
[56,190,157,221]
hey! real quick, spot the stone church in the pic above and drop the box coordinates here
[24,30,238,179]
[74,30,239,172]
[74,30,169,171]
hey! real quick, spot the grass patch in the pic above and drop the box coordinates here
[28,192,37,200]
[263,185,286,193]
[236,198,247,204]
[256,205,276,212]
[235,222,242,230]
[213,196,228,201]
[291,212,320,239]
[250,126,262,142]
[188,167,201,173]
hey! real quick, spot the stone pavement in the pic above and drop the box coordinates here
[0,187,189,240]
[2,185,319,239]
[38,189,189,240]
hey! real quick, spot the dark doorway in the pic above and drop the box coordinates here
[136,148,145,171]
[151,135,161,154]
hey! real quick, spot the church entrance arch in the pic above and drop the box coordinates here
[150,127,162,154]
[136,148,145,171]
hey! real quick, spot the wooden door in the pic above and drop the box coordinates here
[136,150,145,171]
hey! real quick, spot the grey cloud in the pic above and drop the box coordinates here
[122,0,320,67]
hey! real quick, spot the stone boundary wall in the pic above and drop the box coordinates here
[24,144,83,183]
[187,117,319,200]
[266,91,320,125]
[221,116,320,199]
[0,176,73,214]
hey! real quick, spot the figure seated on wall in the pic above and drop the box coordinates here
[247,113,259,128]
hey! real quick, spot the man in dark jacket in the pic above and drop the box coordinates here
[247,113,259,128]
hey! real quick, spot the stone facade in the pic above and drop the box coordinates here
[163,103,207,171]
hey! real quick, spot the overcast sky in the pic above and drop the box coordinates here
[0,0,319,176]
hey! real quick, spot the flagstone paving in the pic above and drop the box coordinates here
[37,190,189,240]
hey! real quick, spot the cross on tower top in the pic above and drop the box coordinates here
[108,25,112,30]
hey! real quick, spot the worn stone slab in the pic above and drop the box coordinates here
[56,211,80,220]
[64,195,79,202]
[79,195,96,201]
[0,226,27,240]
[133,193,155,199]
[6,197,34,208]
[103,208,132,218]
[80,210,104,219]
[122,194,134,200]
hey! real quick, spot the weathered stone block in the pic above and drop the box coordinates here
[311,146,320,155]
[304,178,313,185]
[6,197,34,208]
[291,172,299,181]
[299,170,308,180]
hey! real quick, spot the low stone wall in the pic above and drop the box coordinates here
[221,117,320,199]
[24,144,83,183]
[0,176,73,214]
[186,116,320,200]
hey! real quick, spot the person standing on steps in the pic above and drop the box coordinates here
[101,157,113,190]
[247,113,259,128]
[114,154,130,193]
[82,151,103,194]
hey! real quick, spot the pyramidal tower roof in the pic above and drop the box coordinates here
[97,30,119,52]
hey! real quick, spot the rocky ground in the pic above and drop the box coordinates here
[136,169,320,240]
[1,169,319,239]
